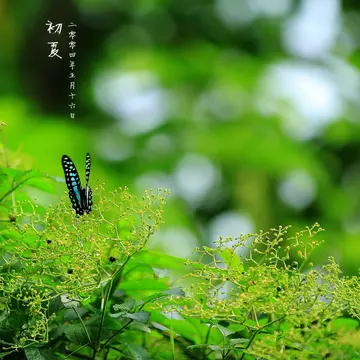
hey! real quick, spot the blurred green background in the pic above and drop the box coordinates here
[1,0,360,274]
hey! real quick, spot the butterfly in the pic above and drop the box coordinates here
[61,153,93,216]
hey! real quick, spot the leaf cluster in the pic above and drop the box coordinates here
[161,225,360,359]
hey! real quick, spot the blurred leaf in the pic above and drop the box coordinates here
[24,347,60,360]
[128,321,151,333]
[49,323,65,340]
[13,169,32,183]
[330,318,359,332]
[113,298,136,312]
[0,351,15,358]
[64,323,90,345]
[60,294,80,309]
[124,311,150,323]
[0,173,9,184]
[0,228,22,240]
[186,344,222,351]
[219,248,244,273]
[25,176,56,194]
[63,307,88,321]
[0,310,9,324]
[0,168,22,179]
[125,344,149,360]
[151,312,223,345]
[211,322,235,338]
[137,287,185,307]
[227,324,246,332]
[119,278,168,291]
[132,250,186,270]
[229,338,249,347]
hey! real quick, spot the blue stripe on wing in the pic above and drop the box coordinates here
[62,154,84,215]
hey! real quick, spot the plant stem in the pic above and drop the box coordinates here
[0,175,44,204]
[240,314,286,360]
[100,319,133,350]
[92,278,113,360]
[73,306,92,343]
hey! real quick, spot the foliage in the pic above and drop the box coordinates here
[0,179,179,359]
[0,133,359,359]
[3,1,360,276]
[162,224,360,359]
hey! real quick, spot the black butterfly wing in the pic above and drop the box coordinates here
[81,187,92,214]
[61,154,84,215]
[85,152,91,187]
[82,153,93,214]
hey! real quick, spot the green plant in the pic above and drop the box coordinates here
[0,183,184,359]
[162,225,360,359]
[0,125,359,359]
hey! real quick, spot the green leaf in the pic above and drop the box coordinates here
[129,321,151,333]
[109,311,127,319]
[125,344,150,360]
[63,307,88,321]
[330,318,359,332]
[138,287,185,306]
[64,323,91,345]
[163,288,185,296]
[24,348,61,360]
[186,344,222,351]
[227,324,246,332]
[210,322,235,337]
[13,169,32,183]
[219,248,244,272]
[125,311,150,323]
[37,350,61,360]
[0,173,9,185]
[0,351,16,359]
[50,175,65,183]
[0,169,45,203]
[24,347,45,360]
[229,338,249,347]
[113,298,136,312]
[0,229,22,241]
[132,250,186,270]
[0,310,9,323]
[26,177,56,194]
[60,294,80,308]
[1,168,24,179]
[49,323,65,340]
[119,278,168,291]
[244,319,257,327]
[151,312,223,345]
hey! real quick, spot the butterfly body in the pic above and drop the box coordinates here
[61,153,93,215]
